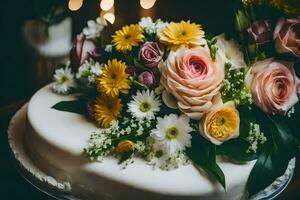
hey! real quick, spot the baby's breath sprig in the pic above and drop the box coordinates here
[84,117,156,164]
[246,122,267,153]
[221,63,252,106]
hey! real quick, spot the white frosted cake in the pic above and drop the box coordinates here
[9,4,300,198]
[13,84,255,200]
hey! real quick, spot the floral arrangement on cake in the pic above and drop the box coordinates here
[51,0,300,195]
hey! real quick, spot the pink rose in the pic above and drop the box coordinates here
[160,46,224,119]
[273,18,300,58]
[69,33,96,71]
[250,58,300,114]
[139,42,164,68]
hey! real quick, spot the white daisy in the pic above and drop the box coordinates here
[53,66,75,94]
[127,90,161,119]
[215,33,247,69]
[83,17,107,39]
[76,59,102,85]
[150,114,193,155]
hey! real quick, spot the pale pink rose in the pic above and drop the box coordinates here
[250,58,300,114]
[273,18,300,58]
[160,46,224,119]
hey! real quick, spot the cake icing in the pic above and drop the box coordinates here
[24,84,256,200]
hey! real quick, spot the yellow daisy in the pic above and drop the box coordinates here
[112,24,144,52]
[93,95,123,128]
[158,21,205,51]
[97,59,130,98]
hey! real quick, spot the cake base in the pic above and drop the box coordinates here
[8,103,295,200]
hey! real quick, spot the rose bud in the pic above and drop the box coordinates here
[247,20,272,44]
[69,33,96,71]
[274,18,300,58]
[139,42,164,68]
[138,71,155,88]
[125,65,137,77]
[89,47,105,62]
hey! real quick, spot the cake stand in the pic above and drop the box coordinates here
[8,104,296,200]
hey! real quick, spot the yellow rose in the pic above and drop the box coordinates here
[116,140,135,153]
[199,101,240,145]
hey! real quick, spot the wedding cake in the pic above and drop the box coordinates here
[8,1,300,199]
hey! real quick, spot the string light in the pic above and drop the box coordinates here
[68,0,83,11]
[100,6,115,24]
[100,0,114,11]
[140,0,156,9]
[104,13,115,24]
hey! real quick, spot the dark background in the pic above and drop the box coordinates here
[0,0,299,199]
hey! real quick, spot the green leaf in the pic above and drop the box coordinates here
[118,152,134,164]
[285,103,300,141]
[187,135,226,189]
[133,58,148,71]
[51,100,87,115]
[218,138,257,162]
[247,116,298,195]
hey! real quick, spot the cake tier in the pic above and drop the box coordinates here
[26,84,256,200]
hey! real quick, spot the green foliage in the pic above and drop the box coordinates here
[247,112,299,195]
[51,100,87,115]
[221,63,252,106]
[187,135,225,189]
[206,38,218,61]
[218,138,257,162]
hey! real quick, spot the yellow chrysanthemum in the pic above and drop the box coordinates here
[93,95,123,128]
[158,21,205,51]
[97,59,130,98]
[207,105,239,142]
[112,24,144,52]
[116,140,135,154]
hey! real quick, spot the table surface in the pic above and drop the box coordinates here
[0,102,300,200]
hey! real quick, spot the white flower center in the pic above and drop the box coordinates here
[166,127,179,140]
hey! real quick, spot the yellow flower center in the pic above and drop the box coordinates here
[207,106,239,141]
[166,127,179,140]
[139,101,152,112]
[116,140,135,153]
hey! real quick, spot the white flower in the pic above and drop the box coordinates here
[128,90,161,119]
[139,17,168,34]
[147,151,190,170]
[150,114,193,155]
[105,44,113,52]
[216,33,247,69]
[155,19,168,32]
[83,17,107,39]
[76,59,102,84]
[53,66,75,94]
[139,17,156,34]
